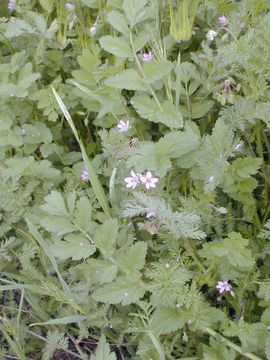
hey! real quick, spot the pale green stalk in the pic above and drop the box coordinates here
[52,86,111,217]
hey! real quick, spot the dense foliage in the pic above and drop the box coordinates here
[1,0,270,359]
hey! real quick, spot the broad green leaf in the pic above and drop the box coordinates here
[0,114,12,131]
[40,216,77,235]
[92,274,146,305]
[70,259,118,284]
[115,242,147,273]
[123,0,148,27]
[105,69,145,90]
[150,308,187,334]
[200,232,255,269]
[51,234,96,260]
[99,35,133,59]
[94,218,118,258]
[126,141,172,177]
[142,60,174,83]
[73,196,92,232]
[41,191,69,217]
[107,10,129,35]
[90,334,116,360]
[133,95,183,128]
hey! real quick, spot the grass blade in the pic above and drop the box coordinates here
[51,86,111,217]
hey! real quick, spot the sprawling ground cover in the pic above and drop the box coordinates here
[1,0,270,359]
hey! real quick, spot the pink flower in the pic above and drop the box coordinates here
[65,2,74,10]
[80,169,89,181]
[216,280,234,296]
[219,15,228,24]
[140,171,158,190]
[146,209,156,219]
[117,120,130,132]
[7,0,16,10]
[236,21,245,29]
[141,51,153,62]
[124,170,140,189]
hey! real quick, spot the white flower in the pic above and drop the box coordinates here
[117,119,130,132]
[124,170,140,189]
[206,29,217,41]
[140,171,158,190]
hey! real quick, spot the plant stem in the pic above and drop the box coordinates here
[205,328,263,360]
[129,33,163,111]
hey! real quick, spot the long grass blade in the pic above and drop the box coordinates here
[51,86,111,217]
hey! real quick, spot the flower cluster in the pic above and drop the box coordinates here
[124,170,158,190]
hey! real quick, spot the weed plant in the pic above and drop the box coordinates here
[1,0,270,359]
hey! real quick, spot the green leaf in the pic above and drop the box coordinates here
[70,259,118,284]
[73,196,92,232]
[99,35,133,59]
[94,218,118,258]
[90,334,116,360]
[150,308,187,334]
[107,10,129,35]
[115,242,147,273]
[51,234,96,260]
[40,216,77,236]
[133,95,183,128]
[41,191,69,217]
[92,274,146,305]
[123,0,148,27]
[200,232,255,269]
[30,315,87,327]
[142,60,174,83]
[26,219,72,297]
[105,69,145,90]
[265,333,270,360]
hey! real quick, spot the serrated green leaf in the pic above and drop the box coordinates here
[73,196,92,232]
[40,216,77,236]
[51,234,96,260]
[200,232,255,269]
[92,274,146,305]
[94,218,118,258]
[99,35,133,59]
[150,308,187,334]
[133,95,183,128]
[115,242,147,273]
[41,191,69,217]
[70,259,118,284]
[142,60,174,83]
[123,0,148,27]
[105,69,145,90]
[107,10,129,35]
[90,334,116,360]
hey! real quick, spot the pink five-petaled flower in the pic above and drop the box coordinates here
[216,280,234,296]
[80,169,89,181]
[8,0,16,10]
[65,2,74,10]
[117,119,130,132]
[124,170,140,189]
[146,209,156,219]
[140,171,158,190]
[219,15,228,24]
[141,51,153,62]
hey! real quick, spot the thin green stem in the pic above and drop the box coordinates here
[129,33,163,111]
[205,328,263,360]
